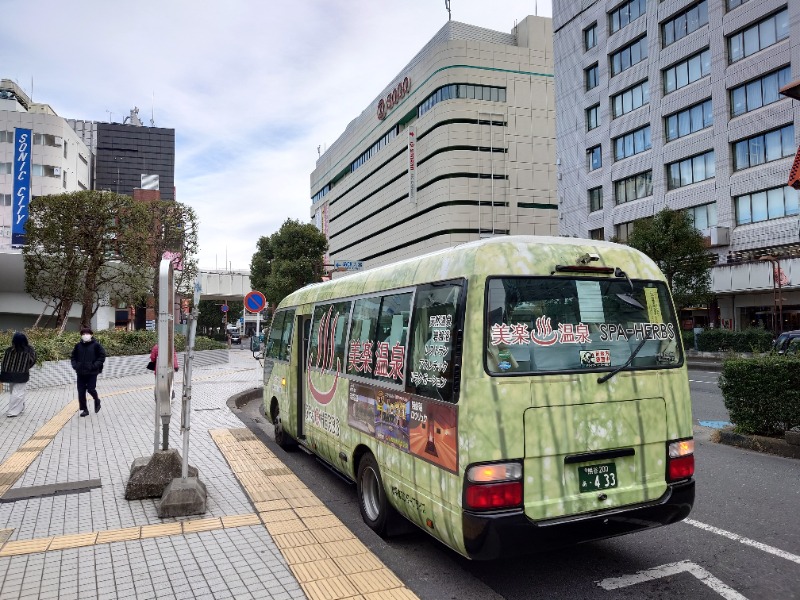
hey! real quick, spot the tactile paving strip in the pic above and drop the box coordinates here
[210,427,419,600]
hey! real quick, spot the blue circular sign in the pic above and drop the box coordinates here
[245,291,267,313]
[221,304,229,313]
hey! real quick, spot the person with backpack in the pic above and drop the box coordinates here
[70,327,106,417]
[1,332,37,417]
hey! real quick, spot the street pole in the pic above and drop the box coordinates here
[181,278,201,480]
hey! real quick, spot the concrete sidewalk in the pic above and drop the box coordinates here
[0,349,416,600]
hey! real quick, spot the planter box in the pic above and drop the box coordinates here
[26,349,229,390]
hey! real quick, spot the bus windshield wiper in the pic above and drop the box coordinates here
[597,336,649,384]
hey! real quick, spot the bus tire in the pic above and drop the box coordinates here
[271,401,296,451]
[357,453,395,537]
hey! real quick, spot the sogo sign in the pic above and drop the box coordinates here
[377,76,411,120]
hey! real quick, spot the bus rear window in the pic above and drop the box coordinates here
[485,277,682,375]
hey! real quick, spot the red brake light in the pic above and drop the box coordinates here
[668,455,695,481]
[465,481,522,510]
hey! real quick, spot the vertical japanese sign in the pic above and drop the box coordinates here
[408,126,416,205]
[12,128,31,246]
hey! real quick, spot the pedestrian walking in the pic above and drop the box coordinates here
[70,327,106,417]
[1,332,37,417]
[148,344,179,373]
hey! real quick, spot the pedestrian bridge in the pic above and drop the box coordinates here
[198,269,253,301]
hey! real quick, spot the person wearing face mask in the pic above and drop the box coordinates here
[70,327,107,417]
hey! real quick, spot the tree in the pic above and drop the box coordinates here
[250,219,328,307]
[24,191,152,330]
[625,209,715,309]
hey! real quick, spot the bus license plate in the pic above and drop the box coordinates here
[578,463,617,493]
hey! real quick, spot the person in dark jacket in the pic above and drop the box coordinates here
[70,326,106,417]
[1,332,37,417]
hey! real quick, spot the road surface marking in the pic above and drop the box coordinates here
[598,560,747,599]
[685,519,800,565]
[688,379,718,385]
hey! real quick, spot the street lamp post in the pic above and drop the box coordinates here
[760,255,783,335]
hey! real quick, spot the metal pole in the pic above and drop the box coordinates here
[777,259,784,335]
[181,279,201,480]
[153,390,160,454]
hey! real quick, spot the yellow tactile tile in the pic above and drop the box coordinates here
[321,538,370,559]
[264,518,308,536]
[221,514,261,528]
[48,532,99,551]
[259,509,297,523]
[290,557,344,583]
[96,527,141,544]
[288,496,325,509]
[333,552,385,575]
[363,589,419,600]
[348,568,405,595]
[254,499,292,512]
[271,530,319,549]
[281,543,330,565]
[303,515,344,530]
[300,575,360,600]
[311,525,356,544]
[181,517,222,534]
[294,506,333,519]
[140,522,182,538]
[0,537,53,557]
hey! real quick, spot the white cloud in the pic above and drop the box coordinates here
[3,0,552,270]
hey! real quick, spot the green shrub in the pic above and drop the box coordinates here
[696,328,773,353]
[719,356,800,435]
[0,328,226,364]
[680,329,695,350]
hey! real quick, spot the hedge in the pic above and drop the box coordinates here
[696,328,773,353]
[0,329,226,364]
[719,356,800,435]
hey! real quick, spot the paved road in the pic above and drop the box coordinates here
[237,366,799,599]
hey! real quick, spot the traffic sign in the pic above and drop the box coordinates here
[244,290,267,313]
[334,260,363,271]
[221,304,229,313]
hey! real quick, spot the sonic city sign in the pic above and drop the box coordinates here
[377,76,411,120]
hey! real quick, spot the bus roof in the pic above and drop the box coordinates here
[278,236,666,309]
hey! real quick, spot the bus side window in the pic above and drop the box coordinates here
[267,311,286,359]
[374,292,413,385]
[279,309,295,360]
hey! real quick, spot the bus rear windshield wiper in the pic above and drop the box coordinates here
[597,336,649,384]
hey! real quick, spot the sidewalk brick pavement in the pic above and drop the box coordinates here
[0,348,306,600]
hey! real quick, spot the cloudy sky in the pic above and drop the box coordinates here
[4,0,552,271]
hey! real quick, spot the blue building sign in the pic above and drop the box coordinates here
[12,128,31,246]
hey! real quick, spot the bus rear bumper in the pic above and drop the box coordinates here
[462,479,694,560]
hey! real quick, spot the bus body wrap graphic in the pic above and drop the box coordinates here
[308,306,340,404]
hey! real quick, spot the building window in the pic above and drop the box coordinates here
[611,80,649,118]
[585,23,598,50]
[32,133,63,147]
[79,153,88,165]
[615,171,652,204]
[663,49,711,94]
[728,0,750,8]
[0,162,11,175]
[312,184,330,204]
[728,9,789,63]
[0,131,13,143]
[63,170,68,188]
[585,64,599,90]
[64,142,68,159]
[616,221,636,242]
[687,202,718,230]
[0,194,11,206]
[587,146,602,171]
[614,125,651,161]
[666,99,713,142]
[733,124,795,171]
[589,187,603,212]
[662,1,708,47]
[610,36,648,77]
[32,164,61,178]
[587,104,600,131]
[0,226,9,238]
[590,228,604,240]
[418,84,506,119]
[609,0,647,35]
[667,150,715,189]
[730,66,791,117]
[735,186,799,225]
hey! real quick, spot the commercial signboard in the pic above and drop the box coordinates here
[12,128,31,246]
[408,126,417,205]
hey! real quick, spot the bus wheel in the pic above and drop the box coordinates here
[357,453,395,537]
[272,403,296,451]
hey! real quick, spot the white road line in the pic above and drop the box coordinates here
[684,519,800,566]
[688,379,718,384]
[598,560,747,599]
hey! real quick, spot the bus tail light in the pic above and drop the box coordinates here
[667,439,694,482]
[464,462,522,510]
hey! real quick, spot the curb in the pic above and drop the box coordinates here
[230,386,262,410]
[713,429,800,459]
[686,360,723,372]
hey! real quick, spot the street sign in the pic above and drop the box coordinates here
[334,260,363,271]
[221,304,229,312]
[244,290,267,313]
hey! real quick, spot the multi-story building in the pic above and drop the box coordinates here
[553,0,800,332]
[310,16,558,271]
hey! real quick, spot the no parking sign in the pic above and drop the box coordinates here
[244,291,267,313]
